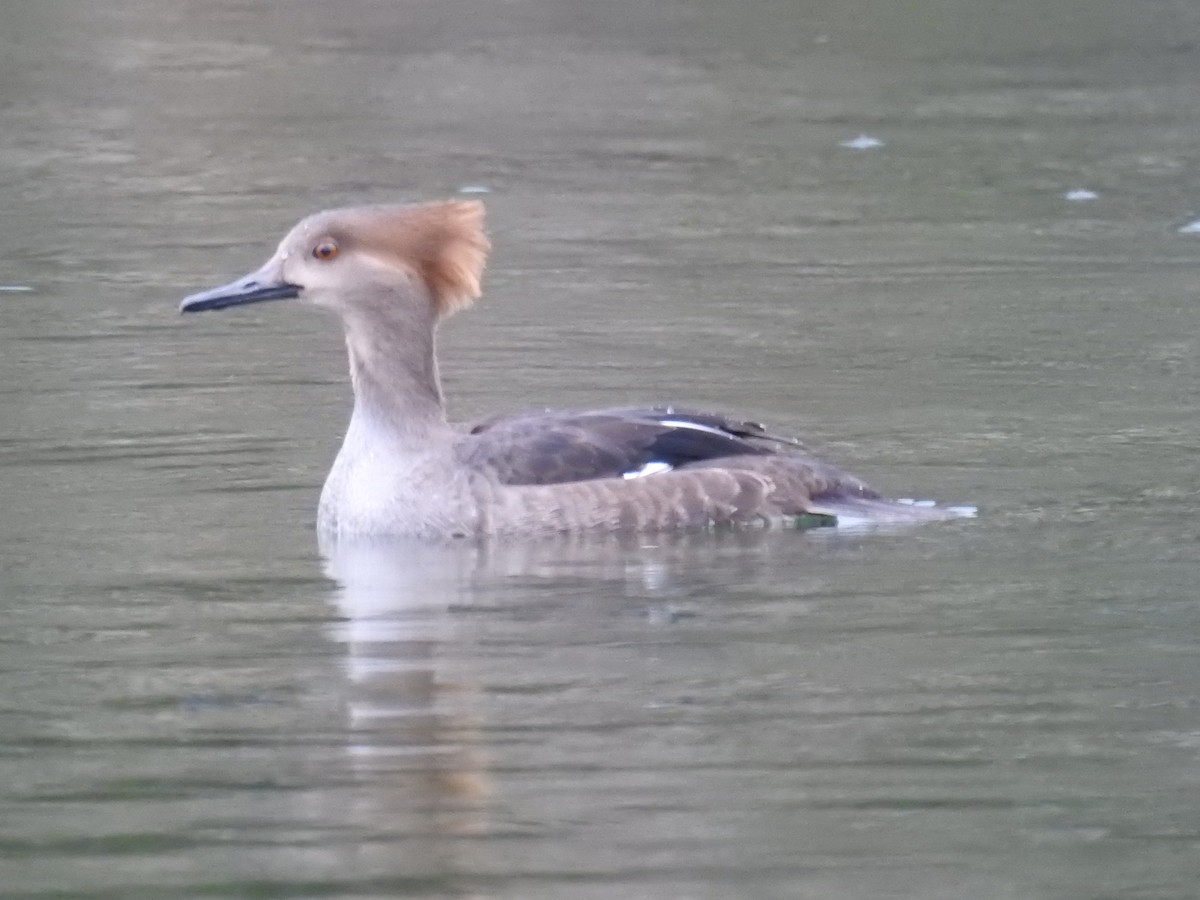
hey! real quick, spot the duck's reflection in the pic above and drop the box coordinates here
[321,536,495,855]
[315,527,879,888]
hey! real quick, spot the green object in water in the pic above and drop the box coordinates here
[793,512,838,529]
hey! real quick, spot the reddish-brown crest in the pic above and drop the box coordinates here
[353,200,490,317]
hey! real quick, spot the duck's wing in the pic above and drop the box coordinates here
[458,406,967,531]
[587,406,806,447]
[458,406,784,486]
[456,404,863,490]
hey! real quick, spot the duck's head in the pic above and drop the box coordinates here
[180,200,490,321]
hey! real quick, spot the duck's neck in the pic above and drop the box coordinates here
[340,295,454,449]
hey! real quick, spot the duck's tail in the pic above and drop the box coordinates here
[805,496,977,530]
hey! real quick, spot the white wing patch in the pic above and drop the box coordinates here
[623,460,674,480]
[619,418,732,479]
[658,418,731,438]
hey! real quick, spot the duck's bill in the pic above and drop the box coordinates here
[180,267,300,313]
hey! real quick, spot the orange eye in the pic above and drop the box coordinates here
[312,241,338,261]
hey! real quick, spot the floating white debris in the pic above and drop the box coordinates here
[458,185,491,194]
[840,134,885,150]
[1063,189,1098,201]
[0,285,34,292]
[1178,218,1200,234]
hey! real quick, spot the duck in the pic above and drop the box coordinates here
[180,200,971,539]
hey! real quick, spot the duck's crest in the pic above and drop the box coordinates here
[360,200,489,317]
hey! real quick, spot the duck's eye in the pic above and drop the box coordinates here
[312,241,338,261]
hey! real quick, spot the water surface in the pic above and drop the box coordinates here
[2,1,1199,897]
